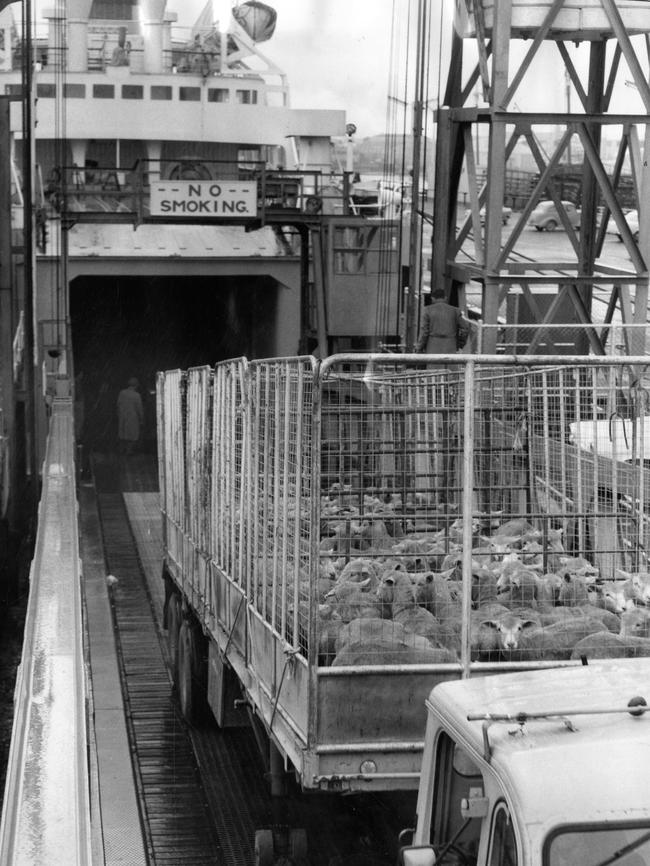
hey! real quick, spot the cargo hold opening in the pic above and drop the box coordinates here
[69,273,277,454]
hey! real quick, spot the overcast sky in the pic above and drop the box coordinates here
[170,0,405,138]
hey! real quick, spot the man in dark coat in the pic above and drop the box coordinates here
[416,289,470,354]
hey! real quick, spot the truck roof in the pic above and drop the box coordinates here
[428,659,650,829]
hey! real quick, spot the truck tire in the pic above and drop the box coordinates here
[254,829,274,866]
[177,618,207,725]
[544,219,557,231]
[166,592,182,686]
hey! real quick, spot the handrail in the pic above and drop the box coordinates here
[0,398,93,865]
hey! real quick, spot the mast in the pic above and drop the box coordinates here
[403,0,427,351]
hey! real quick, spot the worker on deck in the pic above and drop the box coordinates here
[416,288,470,355]
[117,377,144,456]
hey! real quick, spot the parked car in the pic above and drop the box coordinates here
[528,200,580,231]
[463,205,512,226]
[616,208,639,241]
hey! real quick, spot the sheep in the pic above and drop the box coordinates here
[570,630,650,660]
[472,568,498,607]
[333,557,383,590]
[512,616,608,661]
[558,556,599,579]
[412,569,459,618]
[376,570,451,648]
[331,617,456,666]
[492,518,536,539]
[324,579,383,623]
[594,580,636,614]
[317,604,345,664]
[375,569,416,614]
[495,565,539,607]
[620,607,650,638]
[614,570,650,606]
[536,605,621,633]
[470,608,541,661]
[557,571,591,607]
[534,572,563,606]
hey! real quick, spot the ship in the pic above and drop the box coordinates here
[0,0,404,555]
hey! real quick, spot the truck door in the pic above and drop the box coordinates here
[487,804,518,866]
[431,731,484,865]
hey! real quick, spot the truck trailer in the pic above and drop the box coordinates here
[156,353,650,851]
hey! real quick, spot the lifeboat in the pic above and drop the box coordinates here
[232,2,277,43]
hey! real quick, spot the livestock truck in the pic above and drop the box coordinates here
[398,657,650,866]
[156,354,650,860]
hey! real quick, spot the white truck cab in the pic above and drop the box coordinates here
[399,659,650,866]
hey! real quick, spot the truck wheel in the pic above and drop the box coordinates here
[166,592,182,685]
[544,219,557,231]
[177,619,207,725]
[289,828,308,860]
[254,829,275,866]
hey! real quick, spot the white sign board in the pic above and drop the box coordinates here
[150,180,258,218]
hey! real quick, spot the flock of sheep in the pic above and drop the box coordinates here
[315,499,650,667]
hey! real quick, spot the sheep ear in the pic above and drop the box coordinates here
[480,619,499,629]
[383,576,395,587]
[424,572,435,584]
[360,577,371,588]
[563,572,572,583]
[522,619,538,630]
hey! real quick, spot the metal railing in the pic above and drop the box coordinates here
[0,398,92,864]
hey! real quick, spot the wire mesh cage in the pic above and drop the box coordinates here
[158,354,650,674]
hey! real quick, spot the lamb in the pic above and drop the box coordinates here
[620,607,650,638]
[570,630,650,660]
[595,580,636,614]
[470,604,540,661]
[495,564,538,607]
[412,569,459,619]
[614,570,650,606]
[375,569,416,616]
[331,617,456,666]
[376,570,451,649]
[324,579,383,623]
[333,557,383,590]
[317,604,345,664]
[534,572,563,606]
[557,571,591,607]
[536,605,620,633]
[512,616,607,661]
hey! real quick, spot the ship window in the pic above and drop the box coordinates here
[63,83,85,98]
[179,87,201,102]
[207,88,229,103]
[37,84,56,98]
[122,85,143,100]
[93,84,114,99]
[236,89,258,104]
[4,84,22,96]
[151,85,172,100]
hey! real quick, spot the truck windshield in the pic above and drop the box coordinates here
[546,825,650,866]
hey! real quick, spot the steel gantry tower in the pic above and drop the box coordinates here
[432,0,650,355]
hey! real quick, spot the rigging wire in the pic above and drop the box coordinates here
[374,0,412,349]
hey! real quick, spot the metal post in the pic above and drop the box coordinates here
[22,0,37,490]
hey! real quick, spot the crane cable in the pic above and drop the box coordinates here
[373,0,412,348]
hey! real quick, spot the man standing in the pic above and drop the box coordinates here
[117,377,144,455]
[416,289,470,354]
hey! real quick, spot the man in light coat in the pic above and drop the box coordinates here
[416,288,470,355]
[117,377,144,455]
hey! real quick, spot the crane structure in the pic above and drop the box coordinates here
[432,0,650,355]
